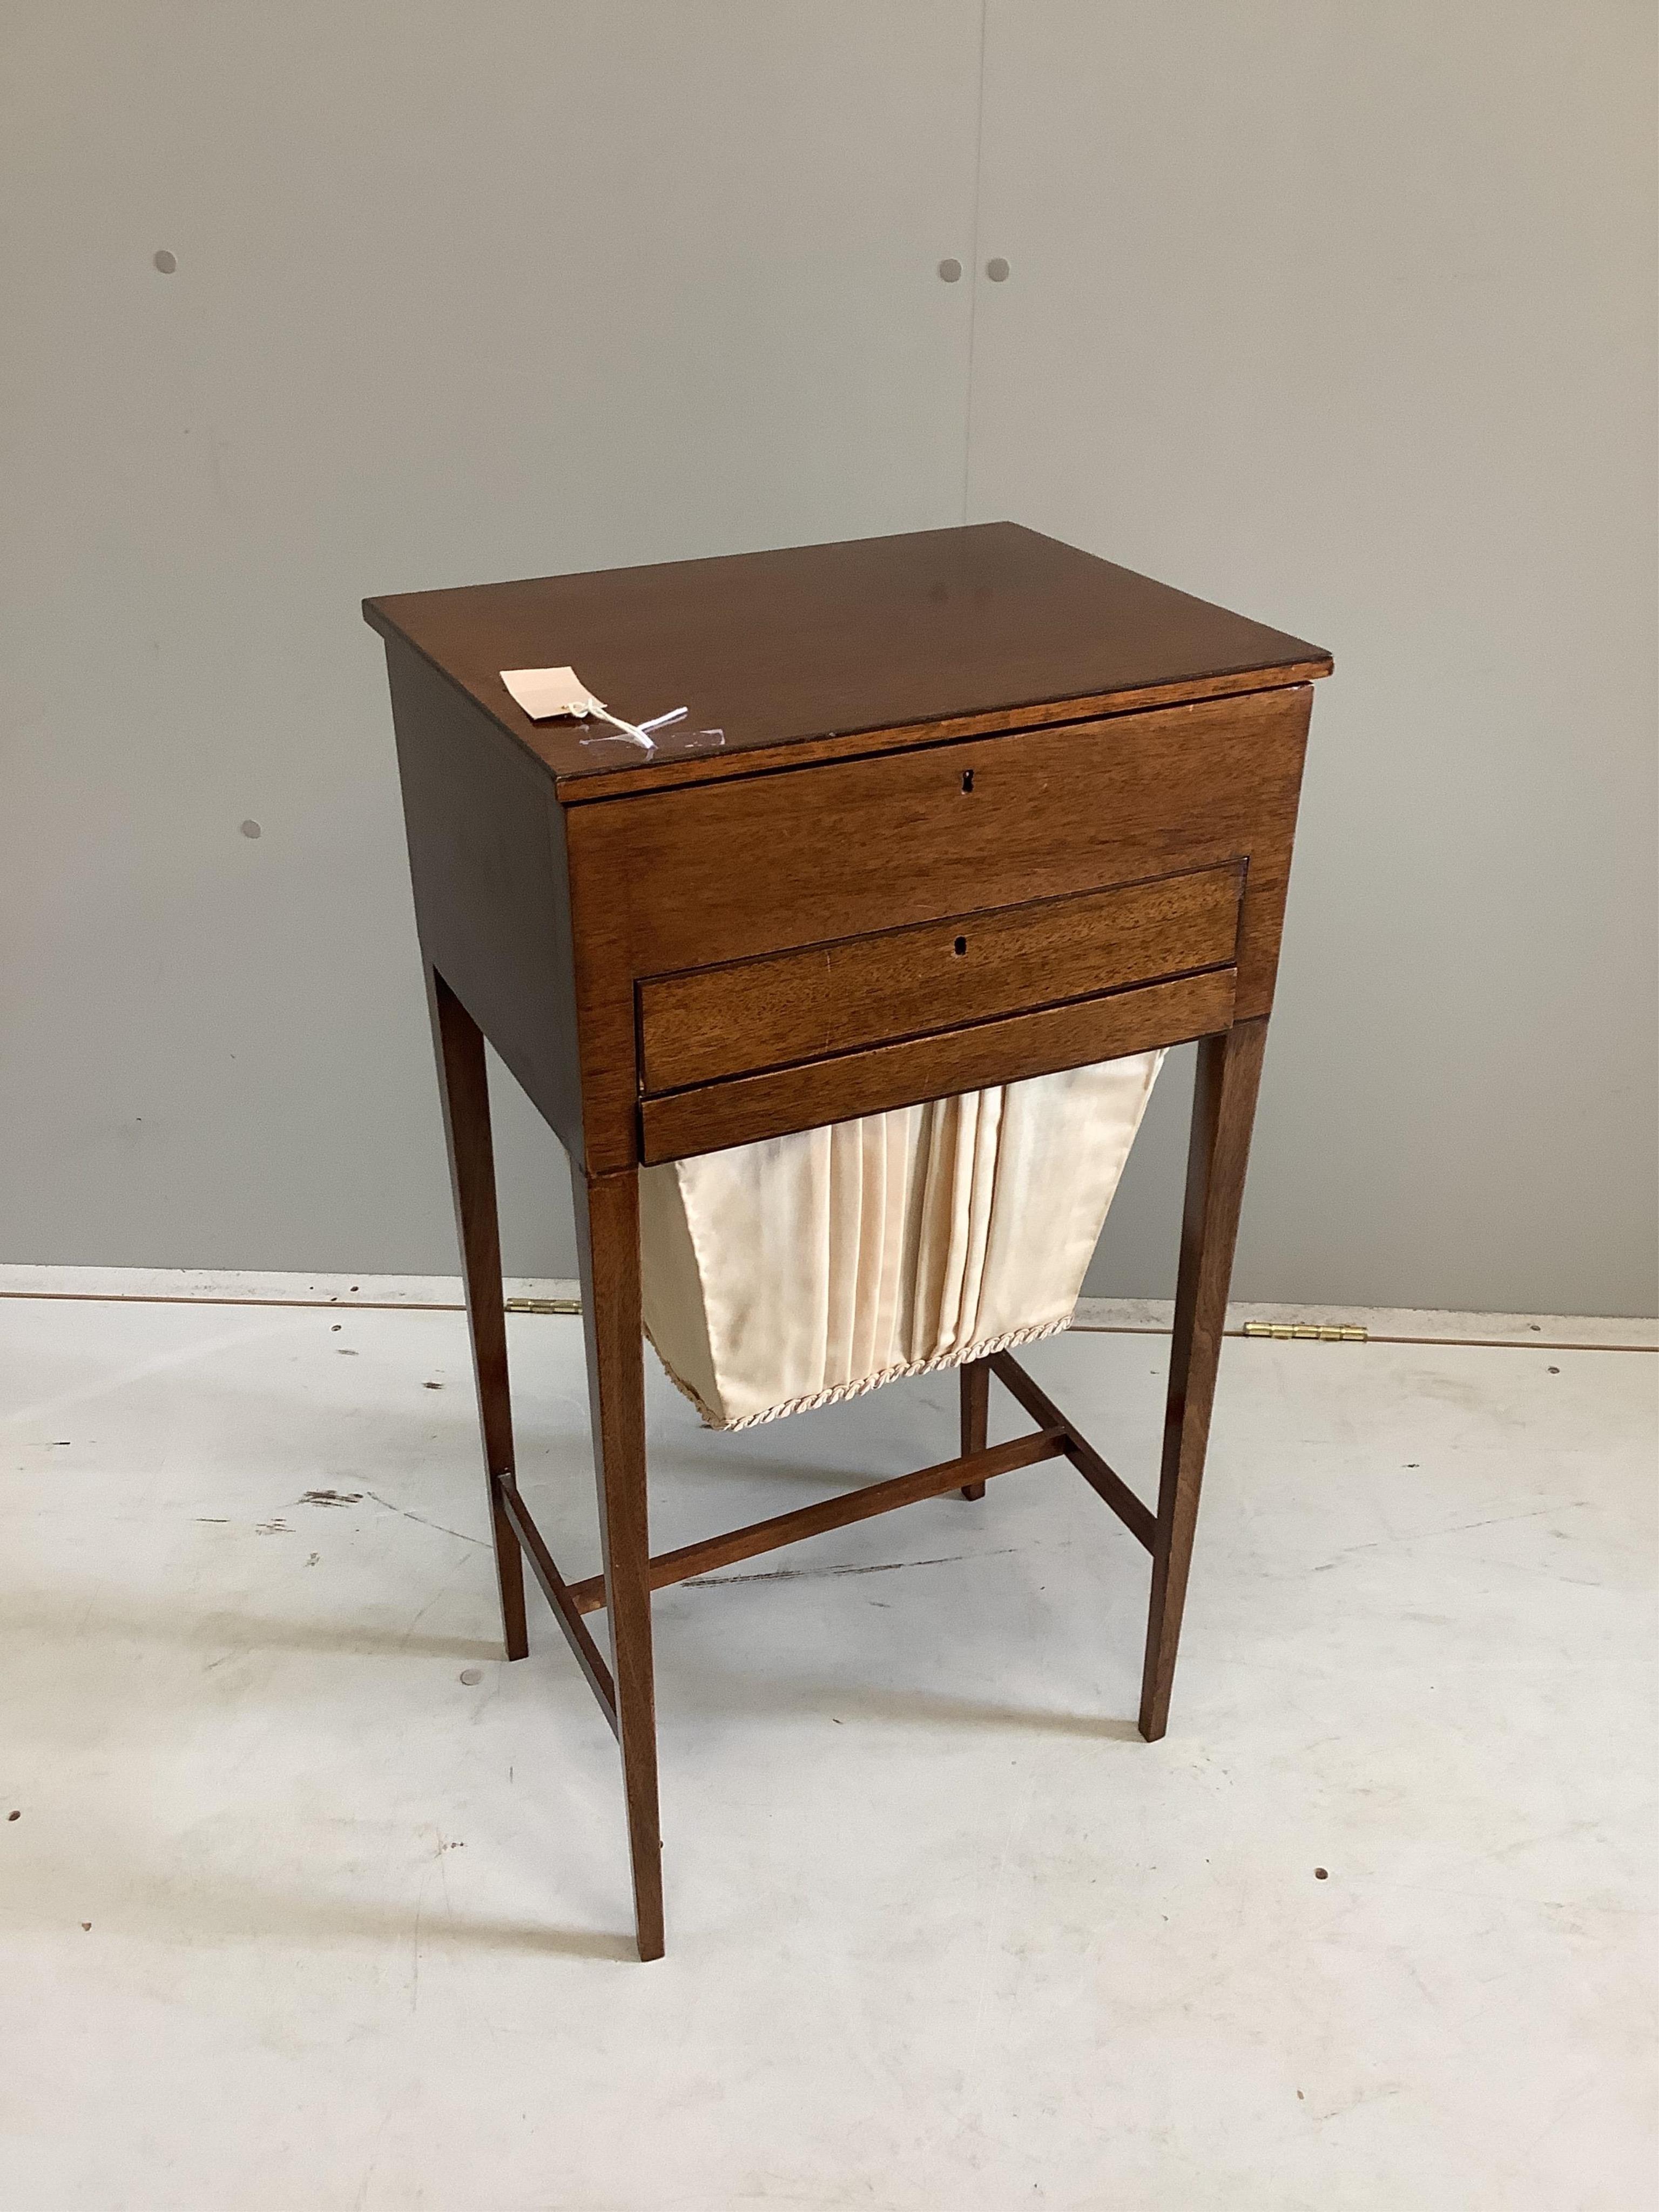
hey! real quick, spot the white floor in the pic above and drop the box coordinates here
[1,1279,1654,2211]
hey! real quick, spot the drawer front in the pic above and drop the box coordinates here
[640,967,1236,1164]
[563,684,1309,1169]
[572,685,1304,980]
[637,862,1242,1095]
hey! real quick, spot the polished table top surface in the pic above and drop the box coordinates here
[364,522,1331,796]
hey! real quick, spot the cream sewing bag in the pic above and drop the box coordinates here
[638,1050,1164,1429]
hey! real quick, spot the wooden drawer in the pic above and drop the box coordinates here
[571,687,1303,974]
[640,966,1236,1164]
[637,863,1242,1095]
[564,684,1309,1169]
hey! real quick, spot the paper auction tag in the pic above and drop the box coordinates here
[499,665,599,721]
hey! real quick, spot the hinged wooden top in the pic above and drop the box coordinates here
[363,522,1330,800]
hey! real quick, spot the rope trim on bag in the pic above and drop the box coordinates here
[644,1310,1074,1432]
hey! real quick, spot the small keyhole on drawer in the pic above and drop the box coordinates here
[953,935,968,956]
[961,770,974,793]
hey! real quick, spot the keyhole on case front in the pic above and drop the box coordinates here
[954,936,968,956]
[961,770,974,793]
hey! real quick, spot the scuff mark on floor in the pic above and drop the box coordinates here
[686,1548,1014,1589]
[362,1490,484,1548]
[1328,1501,1583,1561]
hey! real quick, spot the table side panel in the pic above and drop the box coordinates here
[386,640,583,1158]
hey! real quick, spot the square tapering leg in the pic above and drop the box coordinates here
[571,1163,665,1963]
[427,968,529,1663]
[960,1357,990,1498]
[1139,1016,1269,1741]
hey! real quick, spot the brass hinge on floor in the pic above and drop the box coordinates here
[1241,1320,1368,1343]
[505,1297,583,1316]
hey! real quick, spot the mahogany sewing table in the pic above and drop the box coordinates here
[363,523,1331,1960]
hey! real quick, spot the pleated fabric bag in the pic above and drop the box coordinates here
[639,1049,1164,1429]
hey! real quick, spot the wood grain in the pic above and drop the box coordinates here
[565,1428,1068,1613]
[988,1350,1156,1552]
[374,520,1325,1955]
[561,670,1328,804]
[497,1482,616,1730]
[638,864,1242,1094]
[569,684,1306,1166]
[365,521,1331,792]
[1139,1017,1270,1741]
[389,640,584,1161]
[427,970,528,1662]
[639,967,1236,1165]
[571,1166,663,1961]
[960,1358,990,1500]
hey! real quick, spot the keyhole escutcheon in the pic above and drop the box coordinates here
[953,935,968,956]
[961,770,974,793]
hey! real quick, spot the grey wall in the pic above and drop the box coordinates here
[3,3,1655,1315]
[972,0,1659,1316]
